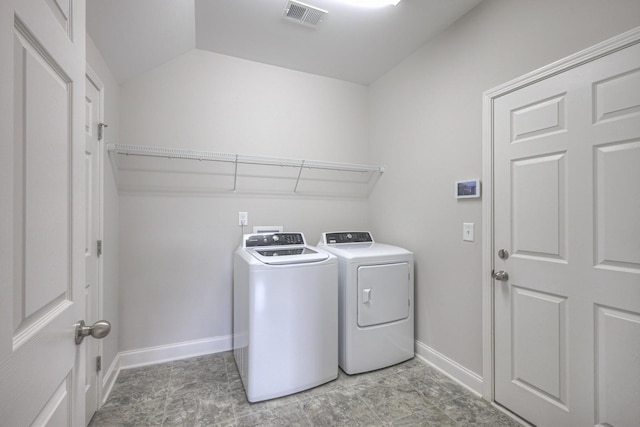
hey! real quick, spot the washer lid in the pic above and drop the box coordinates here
[246,246,330,265]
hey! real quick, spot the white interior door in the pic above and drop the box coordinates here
[84,71,103,423]
[0,0,87,425]
[493,39,640,426]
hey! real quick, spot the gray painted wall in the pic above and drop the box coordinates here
[368,0,640,376]
[93,0,640,386]
[117,50,371,352]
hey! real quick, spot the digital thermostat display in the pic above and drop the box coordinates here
[456,179,480,199]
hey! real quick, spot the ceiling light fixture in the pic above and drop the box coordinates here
[339,0,401,7]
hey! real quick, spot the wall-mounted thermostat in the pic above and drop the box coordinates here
[456,179,480,199]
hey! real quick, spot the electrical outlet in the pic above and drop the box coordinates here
[463,223,474,242]
[239,212,248,226]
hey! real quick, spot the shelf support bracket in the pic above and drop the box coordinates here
[293,160,305,193]
[232,154,239,191]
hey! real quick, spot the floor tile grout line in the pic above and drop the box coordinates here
[366,371,427,425]
[159,360,174,427]
[354,391,389,426]
[227,354,251,425]
[223,353,241,426]
[396,370,468,426]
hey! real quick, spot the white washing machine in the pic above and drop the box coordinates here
[233,232,338,402]
[318,231,414,375]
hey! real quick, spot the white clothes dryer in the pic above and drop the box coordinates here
[233,232,338,402]
[318,231,414,375]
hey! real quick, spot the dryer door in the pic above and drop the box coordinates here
[357,262,410,327]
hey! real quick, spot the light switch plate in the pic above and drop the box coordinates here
[463,223,474,242]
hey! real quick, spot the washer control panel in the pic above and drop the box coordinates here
[245,233,305,247]
[324,232,373,244]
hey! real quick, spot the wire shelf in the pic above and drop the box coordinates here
[106,143,384,196]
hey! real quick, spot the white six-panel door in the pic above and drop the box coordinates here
[492,38,640,426]
[0,0,86,425]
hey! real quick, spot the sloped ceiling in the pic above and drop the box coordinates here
[87,0,482,85]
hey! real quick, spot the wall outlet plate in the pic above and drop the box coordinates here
[238,212,248,226]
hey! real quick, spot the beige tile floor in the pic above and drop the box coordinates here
[89,352,521,426]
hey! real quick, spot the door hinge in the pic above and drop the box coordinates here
[96,355,102,372]
[98,122,108,141]
[97,240,102,257]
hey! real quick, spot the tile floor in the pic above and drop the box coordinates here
[89,352,521,426]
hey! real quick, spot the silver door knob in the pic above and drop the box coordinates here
[492,270,509,281]
[75,320,111,345]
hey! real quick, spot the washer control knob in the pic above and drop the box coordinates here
[272,235,279,242]
[347,233,352,239]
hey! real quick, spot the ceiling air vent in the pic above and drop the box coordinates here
[282,0,327,29]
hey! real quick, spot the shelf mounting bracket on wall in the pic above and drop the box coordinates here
[293,160,305,193]
[233,154,239,191]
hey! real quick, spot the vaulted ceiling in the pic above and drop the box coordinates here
[87,0,482,85]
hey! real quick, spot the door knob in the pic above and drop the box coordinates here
[75,320,111,345]
[492,270,509,281]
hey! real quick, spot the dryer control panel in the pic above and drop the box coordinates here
[324,232,373,244]
[245,233,305,247]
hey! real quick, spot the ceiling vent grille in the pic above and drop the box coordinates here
[282,0,327,29]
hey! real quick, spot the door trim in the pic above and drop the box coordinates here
[481,26,640,402]
[85,63,106,407]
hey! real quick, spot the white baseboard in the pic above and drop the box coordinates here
[118,335,233,369]
[99,335,232,404]
[415,339,483,396]
[100,337,481,405]
[101,353,121,404]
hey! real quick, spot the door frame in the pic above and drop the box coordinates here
[480,26,640,404]
[85,63,106,410]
